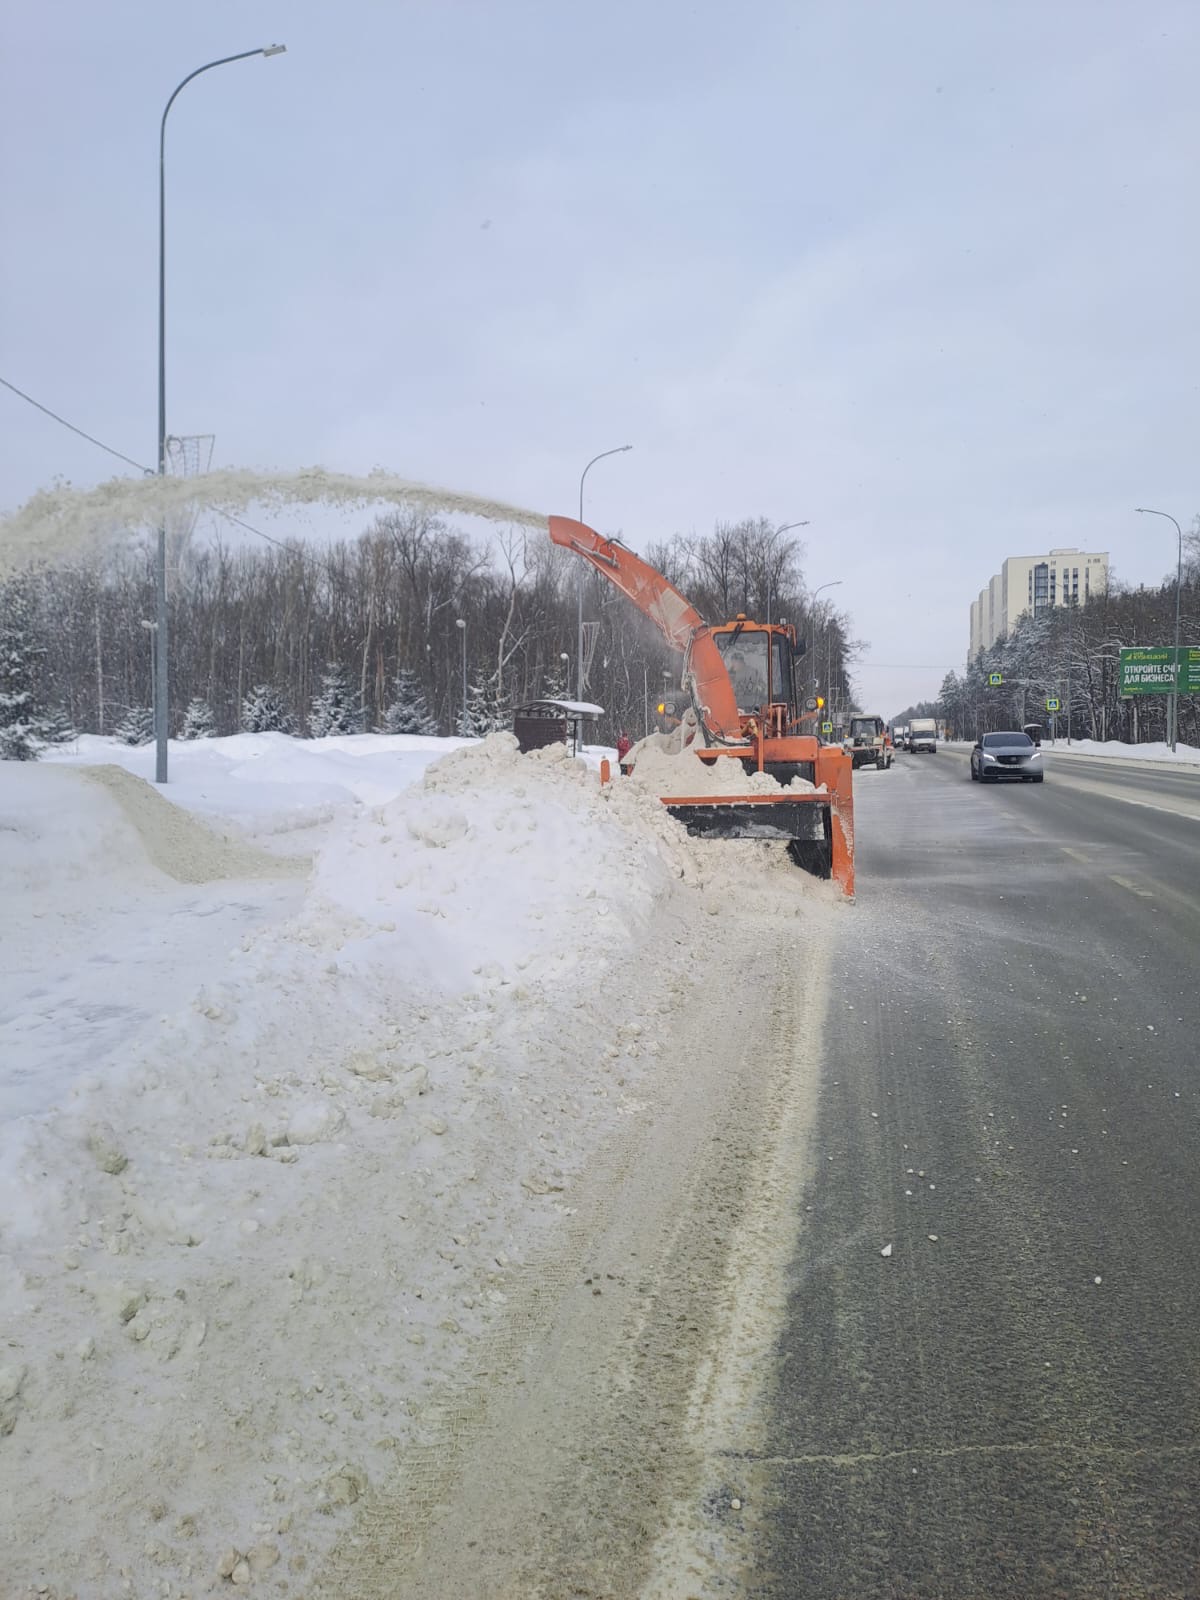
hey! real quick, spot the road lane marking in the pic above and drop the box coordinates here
[1109,874,1154,899]
[1061,847,1092,863]
[1043,773,1200,825]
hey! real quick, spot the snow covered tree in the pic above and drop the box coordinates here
[542,658,570,702]
[39,706,77,745]
[459,671,509,737]
[309,663,361,737]
[241,684,290,733]
[380,667,438,735]
[179,697,217,739]
[486,675,512,734]
[459,673,490,737]
[113,706,155,745]
[0,583,48,761]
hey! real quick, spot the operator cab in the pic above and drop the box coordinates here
[712,621,802,719]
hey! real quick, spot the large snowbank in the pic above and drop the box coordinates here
[0,729,784,1594]
[1041,736,1200,765]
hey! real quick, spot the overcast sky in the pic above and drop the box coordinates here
[2,0,1197,715]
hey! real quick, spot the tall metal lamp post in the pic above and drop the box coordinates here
[155,43,287,783]
[576,444,632,702]
[810,578,843,702]
[765,520,810,623]
[455,618,468,733]
[1135,507,1184,751]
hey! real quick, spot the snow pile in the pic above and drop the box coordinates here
[0,729,730,1594]
[79,764,308,884]
[1043,736,1200,765]
[626,743,818,798]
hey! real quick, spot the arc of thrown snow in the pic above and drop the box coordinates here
[0,466,549,571]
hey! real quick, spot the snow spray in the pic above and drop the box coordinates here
[0,466,549,572]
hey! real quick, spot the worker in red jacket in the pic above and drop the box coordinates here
[616,731,632,762]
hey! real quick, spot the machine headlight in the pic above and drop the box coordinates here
[981,752,997,762]
[1028,749,1042,759]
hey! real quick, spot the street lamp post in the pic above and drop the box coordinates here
[456,618,468,733]
[764,520,810,623]
[1135,507,1184,751]
[155,43,286,784]
[576,444,632,702]
[809,578,843,699]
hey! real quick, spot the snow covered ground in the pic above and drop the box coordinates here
[1038,736,1200,764]
[2,728,803,1596]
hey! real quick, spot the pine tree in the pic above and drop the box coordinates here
[542,660,570,702]
[381,667,438,735]
[459,673,490,737]
[180,697,218,739]
[241,684,291,733]
[309,663,361,737]
[0,581,48,761]
[459,671,509,737]
[485,674,512,734]
[114,706,155,745]
[39,706,77,745]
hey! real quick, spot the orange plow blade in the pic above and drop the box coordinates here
[661,774,854,900]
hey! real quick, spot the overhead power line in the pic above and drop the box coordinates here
[0,372,344,573]
[0,374,153,475]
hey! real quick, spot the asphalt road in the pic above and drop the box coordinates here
[749,749,1200,1599]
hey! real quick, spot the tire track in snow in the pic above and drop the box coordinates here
[309,869,838,1598]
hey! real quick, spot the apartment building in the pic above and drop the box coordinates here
[969,548,1108,659]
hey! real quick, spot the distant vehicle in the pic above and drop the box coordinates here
[970,730,1044,783]
[908,717,938,753]
[1022,722,1044,746]
[845,714,893,770]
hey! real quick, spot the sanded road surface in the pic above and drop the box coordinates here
[748,750,1200,1599]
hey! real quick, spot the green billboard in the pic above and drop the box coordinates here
[1119,646,1200,697]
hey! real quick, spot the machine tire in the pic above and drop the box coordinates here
[970,765,978,781]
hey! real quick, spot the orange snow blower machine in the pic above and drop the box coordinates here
[549,517,854,897]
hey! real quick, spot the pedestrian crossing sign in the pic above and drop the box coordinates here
[1045,697,1060,711]
[988,672,1004,685]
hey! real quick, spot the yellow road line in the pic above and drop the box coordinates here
[1109,874,1154,899]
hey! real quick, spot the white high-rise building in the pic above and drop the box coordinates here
[969,548,1108,659]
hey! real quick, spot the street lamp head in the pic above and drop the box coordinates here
[261,43,287,57]
[455,618,466,630]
